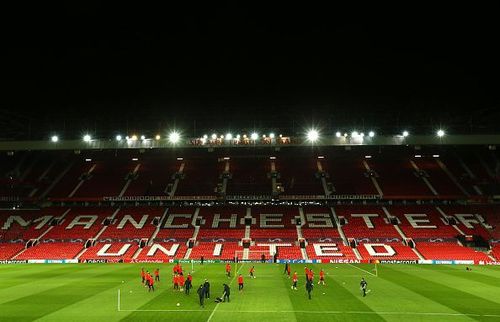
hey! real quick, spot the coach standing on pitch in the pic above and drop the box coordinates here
[306,278,313,299]
[197,284,206,308]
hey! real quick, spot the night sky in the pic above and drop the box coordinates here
[1,4,499,139]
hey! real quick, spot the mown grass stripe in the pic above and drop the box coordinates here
[382,265,500,319]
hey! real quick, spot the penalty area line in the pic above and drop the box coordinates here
[206,263,245,322]
[346,263,377,277]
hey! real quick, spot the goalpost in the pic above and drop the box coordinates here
[233,250,271,277]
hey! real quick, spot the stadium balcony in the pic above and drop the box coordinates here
[356,242,420,261]
[0,243,25,260]
[174,157,222,196]
[189,241,241,260]
[366,158,432,196]
[71,152,137,198]
[413,158,464,196]
[322,157,378,194]
[48,157,95,198]
[123,156,178,196]
[226,158,272,195]
[335,206,401,241]
[15,242,84,260]
[416,242,491,261]
[274,156,324,195]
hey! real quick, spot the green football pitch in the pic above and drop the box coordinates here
[1,263,500,322]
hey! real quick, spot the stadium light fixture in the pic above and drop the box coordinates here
[169,131,180,144]
[140,135,146,140]
[51,135,59,143]
[236,134,241,140]
[116,135,122,141]
[131,135,138,141]
[368,131,375,138]
[225,133,233,140]
[335,132,342,138]
[269,133,275,139]
[132,157,138,161]
[203,134,208,139]
[402,131,409,137]
[211,133,217,140]
[83,134,91,142]
[351,131,359,138]
[437,129,445,137]
[155,134,161,140]
[433,154,440,158]
[251,132,259,140]
[306,129,319,142]
[360,132,365,138]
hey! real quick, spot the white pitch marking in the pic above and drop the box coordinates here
[206,263,245,322]
[346,263,377,277]
[116,308,499,318]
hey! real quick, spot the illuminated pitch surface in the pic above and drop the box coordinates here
[1,263,499,321]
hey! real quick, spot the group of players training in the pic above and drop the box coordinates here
[140,262,369,306]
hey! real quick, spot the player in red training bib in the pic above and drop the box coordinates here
[318,269,325,285]
[238,274,244,291]
[292,271,298,290]
[226,263,231,278]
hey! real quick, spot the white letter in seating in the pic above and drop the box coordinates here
[66,216,97,229]
[363,243,395,257]
[313,243,343,257]
[404,214,436,228]
[147,244,179,257]
[97,243,131,256]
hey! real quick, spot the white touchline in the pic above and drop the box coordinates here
[206,263,245,322]
[115,309,500,318]
[346,263,377,277]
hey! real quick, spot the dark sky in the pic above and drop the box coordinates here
[1,4,499,139]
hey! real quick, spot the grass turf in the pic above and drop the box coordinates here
[0,263,499,321]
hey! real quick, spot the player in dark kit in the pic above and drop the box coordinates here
[141,268,145,285]
[204,279,210,299]
[306,279,313,299]
[284,262,289,275]
[197,285,206,308]
[223,283,231,302]
[360,278,368,297]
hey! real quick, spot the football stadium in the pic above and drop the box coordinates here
[2,4,500,322]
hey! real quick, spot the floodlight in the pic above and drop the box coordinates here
[269,133,275,139]
[83,134,91,142]
[169,131,180,144]
[351,131,359,138]
[437,129,445,137]
[131,135,138,141]
[368,131,375,138]
[225,133,233,140]
[116,135,122,141]
[251,132,258,140]
[203,134,208,139]
[211,133,217,140]
[335,132,341,138]
[402,131,409,137]
[51,135,59,143]
[306,129,319,142]
[236,134,241,139]
[140,135,146,140]
[155,135,161,140]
